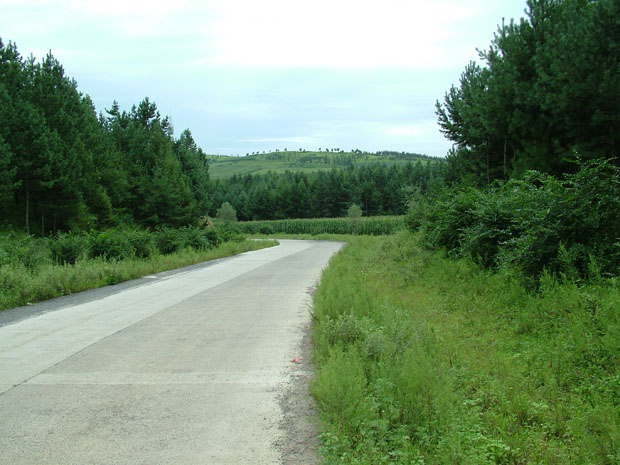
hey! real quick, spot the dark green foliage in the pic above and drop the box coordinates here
[49,232,89,265]
[154,226,221,255]
[179,226,220,250]
[437,0,620,184]
[0,233,50,269]
[88,230,135,261]
[413,160,620,280]
[105,99,199,228]
[209,162,445,221]
[0,39,211,234]
[153,228,186,255]
[421,188,481,255]
[124,229,155,259]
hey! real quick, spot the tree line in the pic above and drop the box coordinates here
[0,39,209,235]
[0,37,448,233]
[437,0,619,185]
[208,161,445,221]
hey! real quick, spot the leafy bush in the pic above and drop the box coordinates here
[179,226,211,250]
[154,226,222,255]
[89,230,135,261]
[421,187,480,253]
[412,160,620,280]
[125,229,155,259]
[203,228,222,247]
[0,233,51,269]
[50,232,90,264]
[154,227,185,254]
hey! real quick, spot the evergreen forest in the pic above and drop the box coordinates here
[207,161,444,221]
[437,0,619,184]
[0,39,209,235]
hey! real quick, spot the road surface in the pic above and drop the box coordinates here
[0,239,343,464]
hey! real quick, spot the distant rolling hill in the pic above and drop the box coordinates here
[206,150,439,179]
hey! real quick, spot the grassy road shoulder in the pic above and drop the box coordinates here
[0,239,278,311]
[311,232,619,464]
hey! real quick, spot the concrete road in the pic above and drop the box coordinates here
[0,239,343,464]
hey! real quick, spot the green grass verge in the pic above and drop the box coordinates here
[311,232,620,464]
[0,239,278,311]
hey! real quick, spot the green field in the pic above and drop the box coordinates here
[229,216,405,236]
[206,150,436,179]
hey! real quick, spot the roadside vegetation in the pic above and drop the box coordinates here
[231,216,404,236]
[0,227,276,311]
[311,232,619,464]
[309,0,620,462]
[1,0,619,462]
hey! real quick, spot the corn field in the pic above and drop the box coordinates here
[232,216,405,236]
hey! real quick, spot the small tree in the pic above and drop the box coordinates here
[347,203,362,219]
[347,203,362,234]
[216,201,237,222]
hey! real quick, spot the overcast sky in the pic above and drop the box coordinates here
[1,0,528,157]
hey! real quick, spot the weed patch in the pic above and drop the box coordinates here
[312,232,620,464]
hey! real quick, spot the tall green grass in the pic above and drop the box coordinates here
[311,232,620,464]
[232,216,404,236]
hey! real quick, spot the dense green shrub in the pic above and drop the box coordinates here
[412,160,620,280]
[154,226,222,255]
[204,228,223,246]
[50,232,90,264]
[179,226,211,250]
[154,227,184,254]
[421,187,480,253]
[125,229,155,259]
[0,233,51,269]
[89,230,135,261]
[186,226,223,249]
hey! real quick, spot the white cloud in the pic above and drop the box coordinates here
[0,0,528,155]
[198,0,484,69]
[384,121,438,138]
